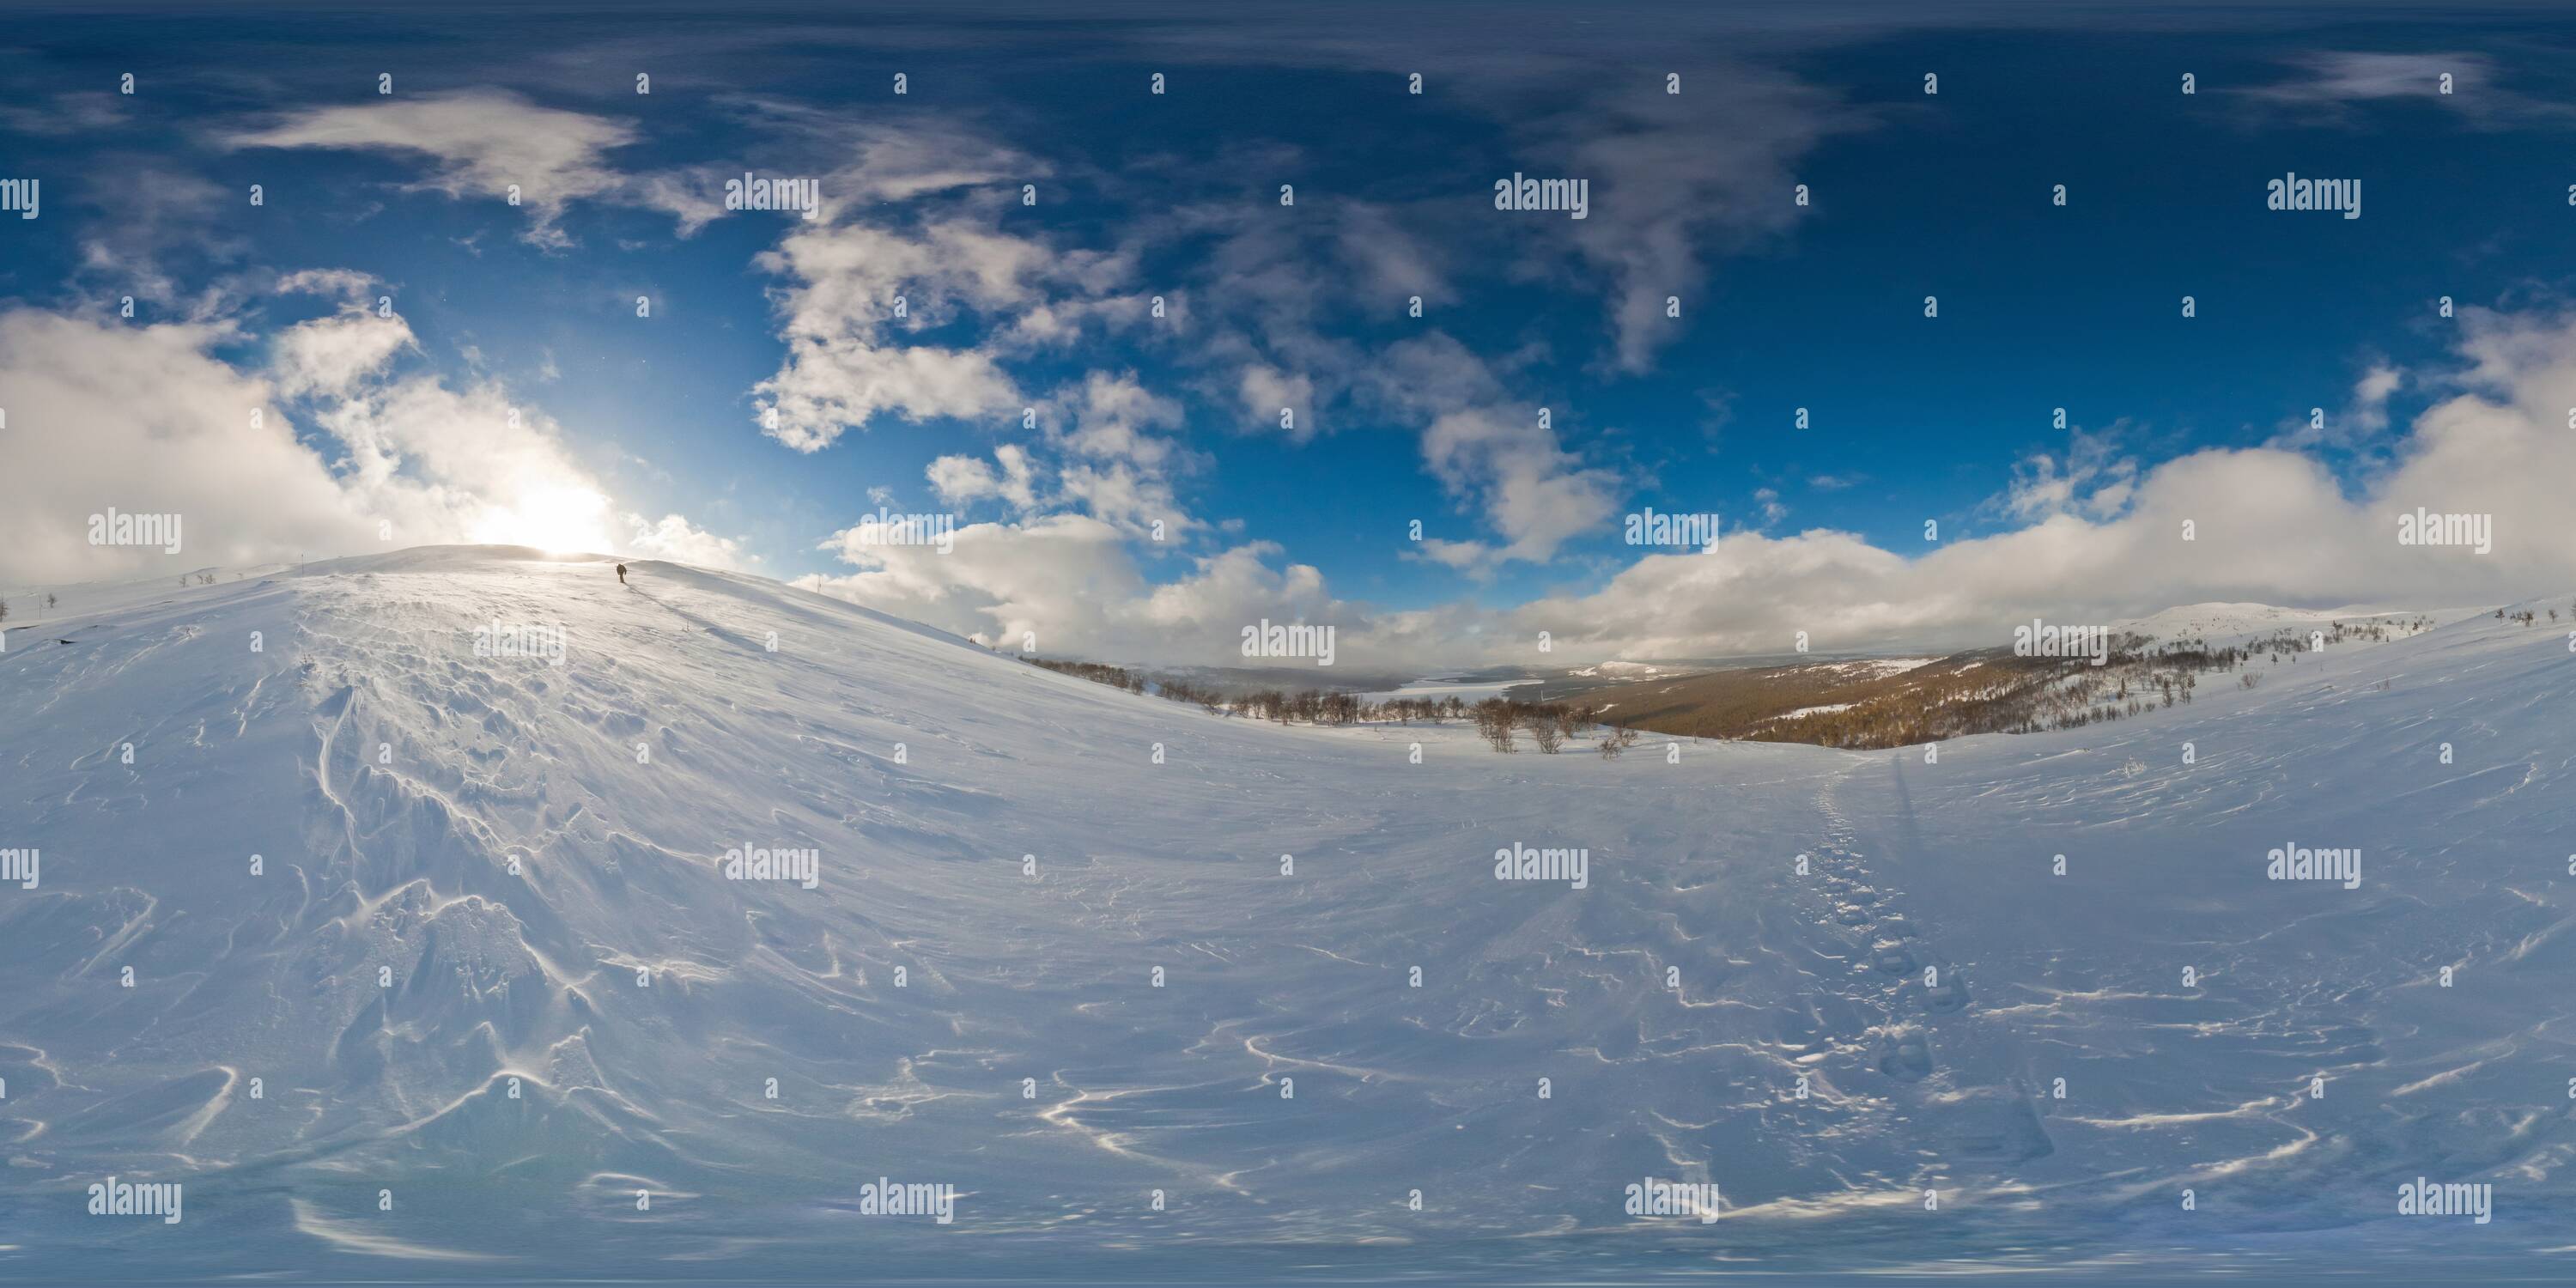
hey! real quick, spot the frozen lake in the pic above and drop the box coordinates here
[1352,675,1530,703]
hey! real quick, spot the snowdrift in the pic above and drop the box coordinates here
[2,547,2571,1280]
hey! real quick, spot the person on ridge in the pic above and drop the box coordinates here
[617,562,628,586]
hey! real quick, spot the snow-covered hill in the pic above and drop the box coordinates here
[3,548,2572,1281]
[2110,599,2477,653]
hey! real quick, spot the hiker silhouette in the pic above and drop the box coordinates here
[617,563,628,586]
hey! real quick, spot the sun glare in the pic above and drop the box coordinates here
[469,483,615,555]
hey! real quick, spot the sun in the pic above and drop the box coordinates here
[469,482,616,555]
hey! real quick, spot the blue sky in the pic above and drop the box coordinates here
[6,2,2576,668]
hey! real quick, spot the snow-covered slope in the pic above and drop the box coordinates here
[3,548,2572,1281]
[2110,599,2478,653]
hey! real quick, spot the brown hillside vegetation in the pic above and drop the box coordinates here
[1583,615,2440,750]
[1029,612,2451,753]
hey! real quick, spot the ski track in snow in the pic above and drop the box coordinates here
[0,548,2571,1279]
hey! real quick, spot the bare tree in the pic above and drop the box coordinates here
[1523,713,1563,753]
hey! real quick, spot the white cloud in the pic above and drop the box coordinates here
[817,513,1362,666]
[2349,361,2404,436]
[625,513,757,570]
[1377,335,1622,568]
[750,213,1138,451]
[222,89,639,247]
[905,373,1199,540]
[1164,198,1449,443]
[1526,70,1851,373]
[2265,361,2409,451]
[1056,461,1182,537]
[2238,52,2576,127]
[756,333,1022,453]
[271,306,413,398]
[1506,309,2576,659]
[1413,537,1501,574]
[813,310,2576,671]
[629,104,1042,238]
[1753,487,1787,526]
[0,301,749,582]
[0,91,126,137]
[2000,424,2139,522]
[72,168,240,308]
[1420,406,1622,566]
[1234,363,1315,440]
[1051,370,1185,470]
[0,310,380,580]
[738,114,1147,454]
[927,444,1039,510]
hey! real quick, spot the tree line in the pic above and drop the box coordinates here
[1027,658,1641,756]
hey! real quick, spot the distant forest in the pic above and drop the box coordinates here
[1022,611,2558,753]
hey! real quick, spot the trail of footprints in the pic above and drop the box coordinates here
[1795,768,1962,1083]
[1783,762,2056,1169]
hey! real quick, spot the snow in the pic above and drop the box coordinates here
[1565,660,1667,678]
[1791,656,1937,680]
[2109,600,2480,653]
[1840,656,1937,677]
[3,546,2571,1279]
[1352,675,1522,703]
[1777,702,1856,720]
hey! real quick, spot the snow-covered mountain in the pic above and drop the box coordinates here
[2108,600,2477,653]
[3,547,2572,1281]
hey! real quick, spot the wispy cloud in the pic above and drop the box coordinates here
[222,88,641,246]
[2237,52,2576,127]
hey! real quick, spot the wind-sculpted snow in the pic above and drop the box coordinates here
[1,548,2570,1281]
